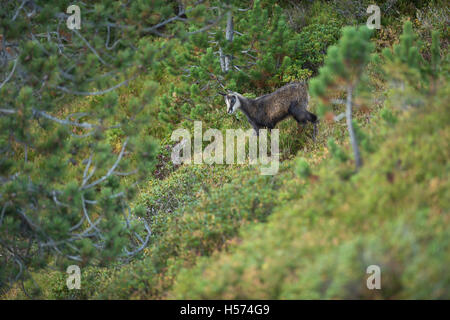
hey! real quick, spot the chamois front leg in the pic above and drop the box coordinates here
[249,120,261,136]
[253,126,261,136]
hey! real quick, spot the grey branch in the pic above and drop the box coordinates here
[72,29,108,65]
[334,112,346,121]
[55,76,135,96]
[82,138,129,190]
[80,194,102,235]
[105,25,121,50]
[0,202,9,228]
[12,0,27,21]
[124,219,151,256]
[331,99,346,105]
[0,59,18,90]
[33,109,98,129]
[0,108,17,114]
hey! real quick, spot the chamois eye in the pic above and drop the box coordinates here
[231,96,236,104]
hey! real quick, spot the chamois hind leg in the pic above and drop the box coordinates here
[289,101,318,142]
[289,101,308,126]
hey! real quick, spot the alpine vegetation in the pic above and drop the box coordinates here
[171,122,280,175]
[310,26,375,170]
[1,0,447,302]
[221,82,318,138]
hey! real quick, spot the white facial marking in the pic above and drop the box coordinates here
[226,94,240,114]
[225,97,231,113]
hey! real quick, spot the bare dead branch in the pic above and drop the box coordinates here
[82,138,129,190]
[55,76,135,96]
[0,59,18,90]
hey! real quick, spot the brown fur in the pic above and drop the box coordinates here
[223,82,318,135]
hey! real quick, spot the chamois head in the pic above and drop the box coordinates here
[219,92,242,114]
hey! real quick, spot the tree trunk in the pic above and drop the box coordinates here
[224,10,234,72]
[346,86,362,170]
[219,47,226,72]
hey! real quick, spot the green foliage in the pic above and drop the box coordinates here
[292,19,343,74]
[48,266,116,300]
[310,25,374,169]
[2,0,448,300]
[430,31,441,79]
[382,21,443,93]
[310,26,374,96]
[170,87,450,299]
[380,107,398,125]
[382,21,424,84]
[295,158,311,179]
[158,0,343,128]
[327,138,348,162]
[0,0,214,291]
[333,0,430,24]
[94,163,298,299]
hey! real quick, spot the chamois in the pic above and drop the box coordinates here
[220,82,318,138]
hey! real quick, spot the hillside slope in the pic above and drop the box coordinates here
[171,87,449,299]
[2,1,448,300]
[5,84,447,300]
